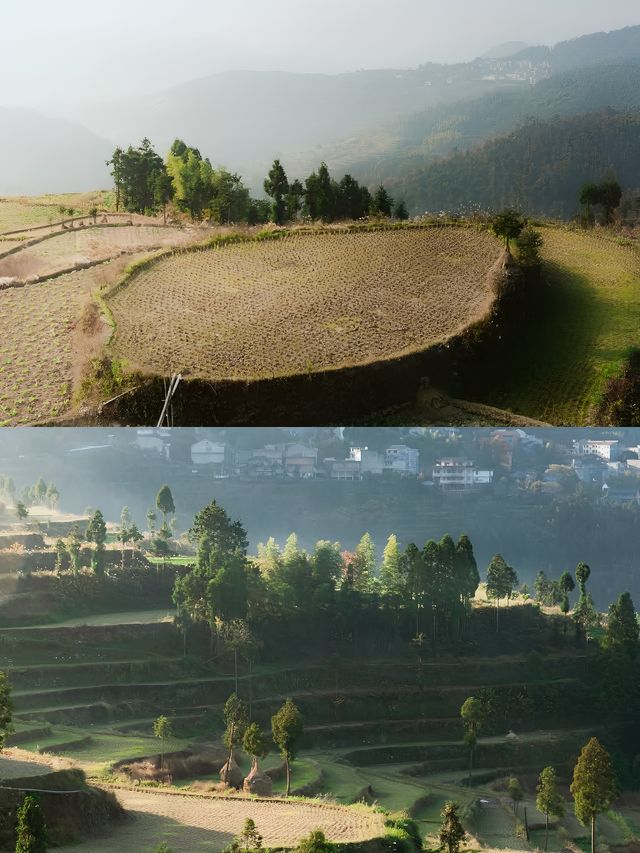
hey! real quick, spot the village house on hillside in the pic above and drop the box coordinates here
[431,458,494,491]
[573,438,620,461]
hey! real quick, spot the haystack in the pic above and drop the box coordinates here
[219,752,243,789]
[243,763,273,797]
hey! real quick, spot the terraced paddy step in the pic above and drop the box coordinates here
[6,655,217,690]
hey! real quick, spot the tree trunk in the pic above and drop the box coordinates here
[286,757,291,796]
[591,815,596,853]
[234,649,238,695]
[469,746,473,786]
[496,598,500,633]
[545,812,549,851]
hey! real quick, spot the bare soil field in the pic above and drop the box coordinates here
[0,225,196,282]
[108,227,500,379]
[54,788,384,853]
[0,254,149,426]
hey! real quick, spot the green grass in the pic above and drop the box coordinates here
[480,226,640,424]
[26,609,176,628]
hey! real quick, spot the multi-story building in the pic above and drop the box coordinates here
[384,445,420,476]
[573,439,619,461]
[432,458,493,491]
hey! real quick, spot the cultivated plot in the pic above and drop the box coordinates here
[0,225,195,282]
[54,789,385,853]
[108,227,500,379]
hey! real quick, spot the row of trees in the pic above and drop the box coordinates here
[52,484,178,575]
[170,499,633,656]
[106,139,404,225]
[264,159,407,224]
[0,476,59,511]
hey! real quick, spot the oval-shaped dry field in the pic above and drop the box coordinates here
[108,227,500,379]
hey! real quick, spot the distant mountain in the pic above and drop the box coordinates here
[481,42,530,59]
[297,59,640,187]
[0,108,112,195]
[3,23,640,196]
[72,68,527,191]
[70,23,638,191]
[510,24,640,71]
[384,109,640,218]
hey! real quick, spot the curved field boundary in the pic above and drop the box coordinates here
[0,215,101,237]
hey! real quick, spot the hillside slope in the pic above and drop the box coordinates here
[66,25,640,191]
[385,109,640,217]
[300,59,640,186]
[0,108,112,195]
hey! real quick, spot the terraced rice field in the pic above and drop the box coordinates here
[0,270,93,424]
[55,789,384,853]
[0,201,63,233]
[0,225,193,282]
[0,253,142,426]
[108,227,500,379]
[0,193,114,233]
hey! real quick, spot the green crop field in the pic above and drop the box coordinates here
[479,226,640,424]
[0,193,115,234]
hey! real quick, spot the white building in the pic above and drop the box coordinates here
[384,445,420,476]
[573,439,620,461]
[191,440,227,467]
[432,459,493,491]
[134,428,170,459]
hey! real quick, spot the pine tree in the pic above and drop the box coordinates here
[536,766,565,851]
[605,592,638,656]
[271,698,303,796]
[439,801,467,853]
[264,160,289,225]
[571,738,616,853]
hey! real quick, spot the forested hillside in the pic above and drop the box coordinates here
[308,60,640,187]
[385,109,640,217]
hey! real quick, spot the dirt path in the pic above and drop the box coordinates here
[55,788,384,853]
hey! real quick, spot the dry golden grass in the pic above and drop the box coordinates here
[55,788,384,853]
[108,227,499,379]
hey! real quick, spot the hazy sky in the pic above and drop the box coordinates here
[1,0,638,113]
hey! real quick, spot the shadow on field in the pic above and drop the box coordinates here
[58,808,234,853]
[476,259,603,423]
